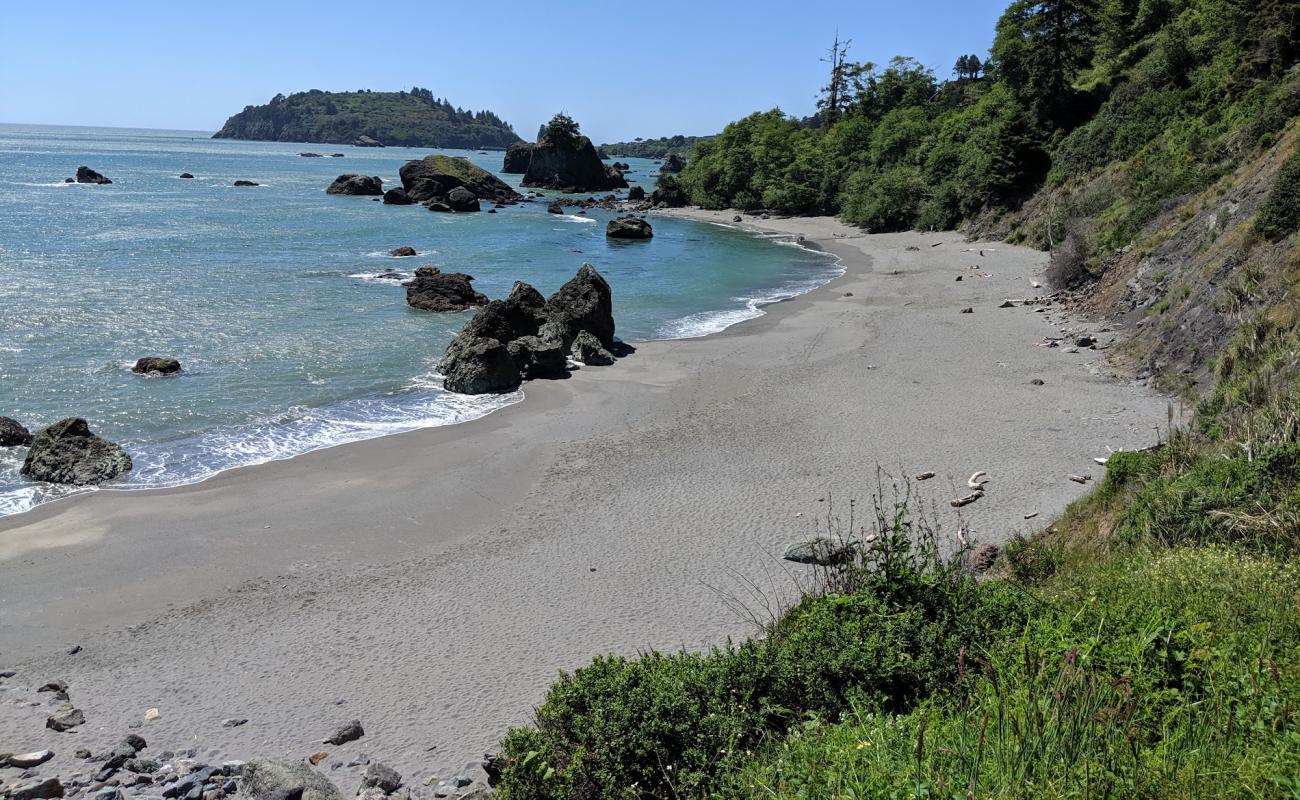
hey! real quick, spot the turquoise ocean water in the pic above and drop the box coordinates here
[0,124,840,516]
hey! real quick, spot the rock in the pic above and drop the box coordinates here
[1030,378,1045,386]
[119,735,146,753]
[606,216,653,240]
[399,155,521,206]
[960,307,973,314]
[131,357,182,375]
[506,336,567,379]
[998,300,1016,308]
[660,153,685,173]
[64,178,74,183]
[233,180,259,187]
[542,264,616,349]
[13,777,64,800]
[440,337,521,395]
[46,707,86,732]
[241,760,342,800]
[21,419,132,486]
[358,764,402,794]
[389,247,417,257]
[331,154,345,158]
[299,152,322,157]
[649,177,687,208]
[353,136,384,148]
[546,201,564,214]
[124,759,159,774]
[6,751,55,769]
[38,680,67,692]
[733,215,742,222]
[75,167,111,185]
[306,753,328,766]
[323,720,364,746]
[179,173,195,179]
[382,188,413,205]
[326,175,383,196]
[445,186,481,212]
[502,142,534,174]
[424,201,453,213]
[523,131,627,193]
[1076,335,1097,348]
[403,268,488,313]
[627,186,646,201]
[222,718,248,728]
[962,543,1000,574]
[783,538,854,566]
[0,416,33,447]
[570,330,614,366]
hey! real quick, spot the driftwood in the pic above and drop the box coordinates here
[1069,474,1092,484]
[914,471,936,481]
[951,489,984,508]
[967,471,989,489]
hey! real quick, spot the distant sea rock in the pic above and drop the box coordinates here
[326,174,384,196]
[233,180,260,187]
[660,153,686,173]
[178,172,195,179]
[403,267,489,312]
[299,152,324,157]
[389,246,417,257]
[606,215,653,239]
[131,357,182,375]
[502,142,534,174]
[0,416,33,448]
[20,418,132,486]
[399,154,521,210]
[522,134,628,193]
[628,186,646,201]
[75,166,111,184]
[353,135,385,147]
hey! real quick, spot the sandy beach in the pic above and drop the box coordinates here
[0,213,1167,789]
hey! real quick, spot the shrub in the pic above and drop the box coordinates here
[1256,151,1300,240]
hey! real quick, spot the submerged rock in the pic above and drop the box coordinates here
[403,268,488,312]
[547,201,564,214]
[0,416,33,447]
[606,215,653,240]
[131,356,182,375]
[22,419,132,486]
[326,174,383,196]
[75,167,111,184]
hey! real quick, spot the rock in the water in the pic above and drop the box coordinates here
[5,751,55,769]
[358,763,402,794]
[783,538,854,566]
[403,268,488,313]
[502,142,534,174]
[21,419,132,486]
[399,155,522,206]
[299,152,323,157]
[389,247,417,257]
[222,718,248,728]
[660,153,685,173]
[241,760,342,800]
[440,337,522,395]
[326,175,383,196]
[424,201,453,212]
[606,215,653,240]
[523,129,627,193]
[233,180,260,187]
[570,330,615,366]
[382,188,413,205]
[322,720,364,746]
[75,167,111,185]
[179,173,195,179]
[0,416,33,447]
[46,707,86,732]
[353,135,384,148]
[445,186,481,212]
[12,777,64,800]
[507,336,567,379]
[627,186,646,201]
[131,357,182,375]
[546,201,564,214]
[542,263,616,349]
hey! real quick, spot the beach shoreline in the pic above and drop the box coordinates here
[0,214,1167,787]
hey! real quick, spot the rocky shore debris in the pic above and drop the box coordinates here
[403,268,488,313]
[3,752,55,769]
[323,720,364,746]
[950,489,984,508]
[605,216,653,240]
[131,357,182,376]
[0,416,33,447]
[75,167,111,185]
[326,175,383,196]
[45,708,86,732]
[1069,474,1092,484]
[20,418,132,486]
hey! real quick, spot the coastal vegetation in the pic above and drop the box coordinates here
[489,0,1300,796]
[212,87,521,148]
[599,135,712,160]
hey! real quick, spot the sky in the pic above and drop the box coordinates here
[0,0,1011,143]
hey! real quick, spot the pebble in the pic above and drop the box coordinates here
[324,719,364,745]
[46,707,86,731]
[220,718,247,728]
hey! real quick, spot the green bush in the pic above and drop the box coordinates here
[1256,152,1300,240]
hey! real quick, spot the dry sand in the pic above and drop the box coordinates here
[0,212,1167,790]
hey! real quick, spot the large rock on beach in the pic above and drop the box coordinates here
[75,167,111,184]
[45,707,86,732]
[522,134,628,193]
[0,416,33,447]
[440,337,522,394]
[507,336,567,379]
[11,777,64,800]
[131,356,182,375]
[606,215,653,239]
[543,263,616,348]
[502,142,534,174]
[241,759,344,800]
[403,267,488,312]
[399,155,522,205]
[21,419,132,486]
[326,174,383,196]
[570,330,615,366]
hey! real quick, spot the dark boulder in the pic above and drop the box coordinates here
[21,418,132,486]
[178,173,195,179]
[570,330,615,366]
[502,142,534,174]
[440,337,522,395]
[547,201,564,215]
[326,174,383,196]
[542,264,615,349]
[131,357,182,375]
[382,188,413,205]
[330,153,345,157]
[523,133,628,193]
[389,246,417,257]
[446,186,481,212]
[507,336,567,379]
[353,135,384,147]
[299,152,323,157]
[0,416,33,447]
[660,153,685,173]
[606,216,653,240]
[64,178,74,183]
[242,759,343,800]
[404,268,488,312]
[233,180,259,187]
[359,764,403,795]
[12,777,64,800]
[425,201,453,213]
[627,186,646,201]
[784,538,854,566]
[399,155,522,205]
[75,167,111,185]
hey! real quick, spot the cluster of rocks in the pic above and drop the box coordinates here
[0,417,132,487]
[326,176,383,197]
[438,264,620,394]
[68,167,111,185]
[377,156,523,214]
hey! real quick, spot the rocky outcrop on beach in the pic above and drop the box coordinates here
[326,175,384,196]
[75,167,111,185]
[404,268,489,313]
[502,142,533,174]
[353,135,384,147]
[399,155,522,212]
[606,216,653,239]
[131,357,182,376]
[522,135,627,193]
[0,417,33,448]
[439,265,617,394]
[20,418,132,486]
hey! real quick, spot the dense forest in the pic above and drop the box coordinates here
[212,87,521,148]
[599,134,712,159]
[490,1,1300,797]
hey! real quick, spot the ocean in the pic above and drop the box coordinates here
[0,124,841,516]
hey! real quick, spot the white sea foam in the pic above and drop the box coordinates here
[559,214,596,224]
[349,270,412,284]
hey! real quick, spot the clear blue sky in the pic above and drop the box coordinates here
[0,0,1009,142]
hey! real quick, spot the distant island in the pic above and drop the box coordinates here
[600,134,711,159]
[212,87,522,149]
